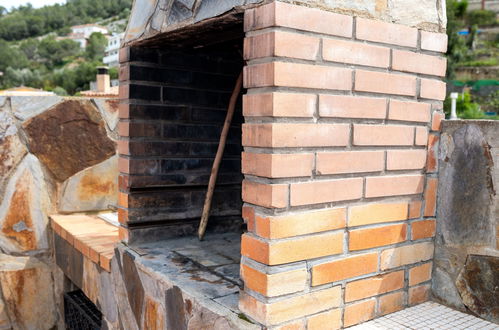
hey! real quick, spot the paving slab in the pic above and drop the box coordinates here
[349,302,499,329]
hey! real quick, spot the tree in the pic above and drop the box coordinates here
[38,36,80,68]
[0,0,132,41]
[85,32,107,61]
[446,0,469,79]
[19,38,40,61]
[0,40,29,72]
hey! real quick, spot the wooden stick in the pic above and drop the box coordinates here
[198,71,243,240]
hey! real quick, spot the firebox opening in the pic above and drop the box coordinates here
[122,19,246,244]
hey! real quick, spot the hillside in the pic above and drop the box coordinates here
[446,0,499,116]
[0,0,132,95]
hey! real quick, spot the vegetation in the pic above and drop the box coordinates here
[0,0,131,95]
[466,9,497,27]
[445,0,498,119]
[0,0,131,41]
[444,91,499,119]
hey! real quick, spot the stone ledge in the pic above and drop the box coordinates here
[50,214,119,272]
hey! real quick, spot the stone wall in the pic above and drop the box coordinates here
[124,0,446,46]
[0,96,118,329]
[432,120,498,323]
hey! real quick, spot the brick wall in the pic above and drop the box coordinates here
[239,1,447,328]
[118,44,244,242]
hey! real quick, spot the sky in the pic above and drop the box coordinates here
[0,0,66,9]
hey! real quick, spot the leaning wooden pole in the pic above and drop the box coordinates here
[198,71,243,240]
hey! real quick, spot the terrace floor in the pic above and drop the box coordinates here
[349,301,498,330]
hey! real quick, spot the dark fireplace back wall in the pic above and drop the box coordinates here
[118,42,244,241]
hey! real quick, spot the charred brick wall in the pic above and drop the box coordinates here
[118,44,244,242]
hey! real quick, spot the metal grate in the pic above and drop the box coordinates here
[64,290,102,330]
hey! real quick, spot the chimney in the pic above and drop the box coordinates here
[96,66,110,93]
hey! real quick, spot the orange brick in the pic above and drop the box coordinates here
[242,123,350,148]
[239,286,341,326]
[388,100,431,123]
[242,180,288,208]
[322,38,390,68]
[356,18,418,48]
[242,205,256,232]
[355,70,417,96]
[348,202,408,227]
[244,31,320,60]
[117,140,129,155]
[240,264,307,297]
[118,192,128,208]
[119,103,129,119]
[387,150,427,170]
[242,152,313,178]
[379,291,405,316]
[255,208,346,239]
[319,95,387,119]
[345,271,404,302]
[409,262,433,286]
[316,151,384,175]
[349,224,407,251]
[244,62,352,90]
[290,178,363,206]
[392,50,447,77]
[431,111,445,131]
[312,253,378,285]
[409,284,430,305]
[243,92,316,117]
[365,174,425,198]
[344,299,376,327]
[307,308,341,330]
[118,120,129,136]
[118,226,128,242]
[408,200,422,219]
[412,219,436,240]
[421,31,448,53]
[353,124,414,146]
[241,232,343,265]
[420,78,446,101]
[273,320,305,330]
[100,252,113,272]
[424,177,438,216]
[244,2,353,37]
[426,134,439,172]
[117,208,128,224]
[380,242,434,270]
[118,84,129,99]
[415,126,428,146]
[118,156,129,173]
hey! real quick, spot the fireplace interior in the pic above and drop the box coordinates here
[119,20,246,243]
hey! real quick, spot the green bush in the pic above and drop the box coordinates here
[444,91,499,119]
[467,10,497,26]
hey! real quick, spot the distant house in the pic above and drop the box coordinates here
[59,24,110,48]
[103,33,125,67]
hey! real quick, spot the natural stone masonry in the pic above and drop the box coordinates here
[23,99,116,182]
[124,0,446,46]
[0,97,118,329]
[0,253,57,330]
[239,2,447,328]
[433,120,498,324]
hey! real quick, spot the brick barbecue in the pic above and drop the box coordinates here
[117,0,448,327]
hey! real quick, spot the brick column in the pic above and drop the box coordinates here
[239,2,447,328]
